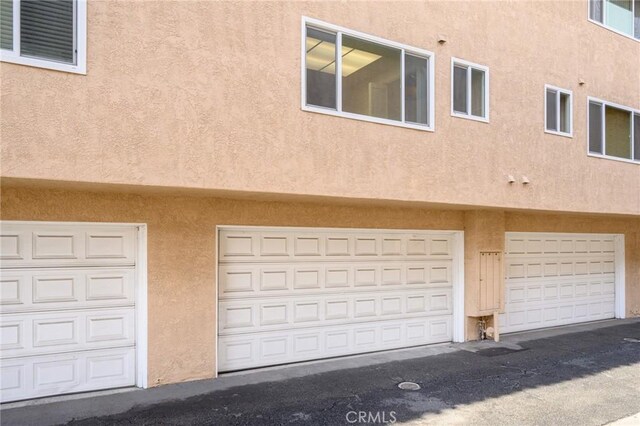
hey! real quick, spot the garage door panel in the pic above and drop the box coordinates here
[219,230,454,263]
[219,289,453,336]
[218,314,452,371]
[0,269,135,314]
[0,225,136,268]
[0,347,135,403]
[219,261,452,298]
[1,308,135,359]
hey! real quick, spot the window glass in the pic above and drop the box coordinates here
[305,27,337,109]
[404,54,429,125]
[0,0,12,50]
[341,35,401,121]
[605,105,631,159]
[634,114,640,160]
[589,102,603,154]
[453,65,467,114]
[21,0,75,63]
[634,0,640,38]
[605,0,634,36]
[546,90,558,131]
[471,68,485,117]
[559,92,570,133]
[590,0,604,21]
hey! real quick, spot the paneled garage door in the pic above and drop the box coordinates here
[0,223,138,402]
[217,227,460,372]
[500,233,617,334]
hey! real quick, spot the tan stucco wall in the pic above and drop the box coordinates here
[1,1,639,215]
[1,185,638,385]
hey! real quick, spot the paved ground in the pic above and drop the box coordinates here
[3,320,640,425]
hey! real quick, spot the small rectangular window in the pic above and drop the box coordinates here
[342,35,401,121]
[559,92,571,133]
[451,59,488,122]
[471,68,485,117]
[0,0,86,73]
[588,98,639,163]
[0,0,12,51]
[590,0,639,40]
[634,113,640,160]
[605,105,632,159]
[635,0,640,38]
[546,89,558,132]
[605,0,634,36]
[303,18,434,131]
[590,0,604,21]
[589,101,603,154]
[404,54,429,126]
[545,86,572,137]
[305,27,337,110]
[452,65,467,114]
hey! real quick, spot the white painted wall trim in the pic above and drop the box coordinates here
[452,231,465,342]
[614,234,626,319]
[214,226,220,377]
[135,225,149,388]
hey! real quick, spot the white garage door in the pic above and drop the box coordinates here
[500,233,617,334]
[217,227,460,372]
[1,223,138,402]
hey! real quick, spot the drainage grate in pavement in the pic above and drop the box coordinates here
[398,382,421,390]
[475,347,529,357]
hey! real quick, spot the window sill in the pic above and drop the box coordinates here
[450,111,489,124]
[587,19,639,43]
[0,51,86,74]
[587,153,640,165]
[301,105,435,132]
[545,129,573,139]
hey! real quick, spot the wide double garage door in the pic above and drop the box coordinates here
[500,233,619,334]
[1,223,139,403]
[217,227,460,372]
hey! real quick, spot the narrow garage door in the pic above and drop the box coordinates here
[500,233,617,334]
[1,223,138,402]
[217,227,458,372]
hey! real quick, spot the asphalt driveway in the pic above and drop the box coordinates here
[4,319,640,425]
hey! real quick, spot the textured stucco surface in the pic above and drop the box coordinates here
[1,186,638,386]
[1,1,639,215]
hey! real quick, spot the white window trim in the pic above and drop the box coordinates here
[450,57,490,123]
[587,0,640,43]
[301,16,436,132]
[544,84,573,138]
[587,96,640,165]
[0,0,87,74]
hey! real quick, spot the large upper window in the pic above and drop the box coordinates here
[588,97,640,163]
[0,0,86,73]
[589,0,640,40]
[451,58,489,122]
[545,85,573,137]
[303,17,434,131]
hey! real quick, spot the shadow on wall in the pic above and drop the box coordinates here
[62,321,640,425]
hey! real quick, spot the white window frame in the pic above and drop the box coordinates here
[450,57,490,123]
[0,0,87,74]
[301,16,436,132]
[587,96,640,165]
[544,84,573,138]
[587,0,640,42]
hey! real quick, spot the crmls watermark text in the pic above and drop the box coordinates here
[345,411,397,424]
